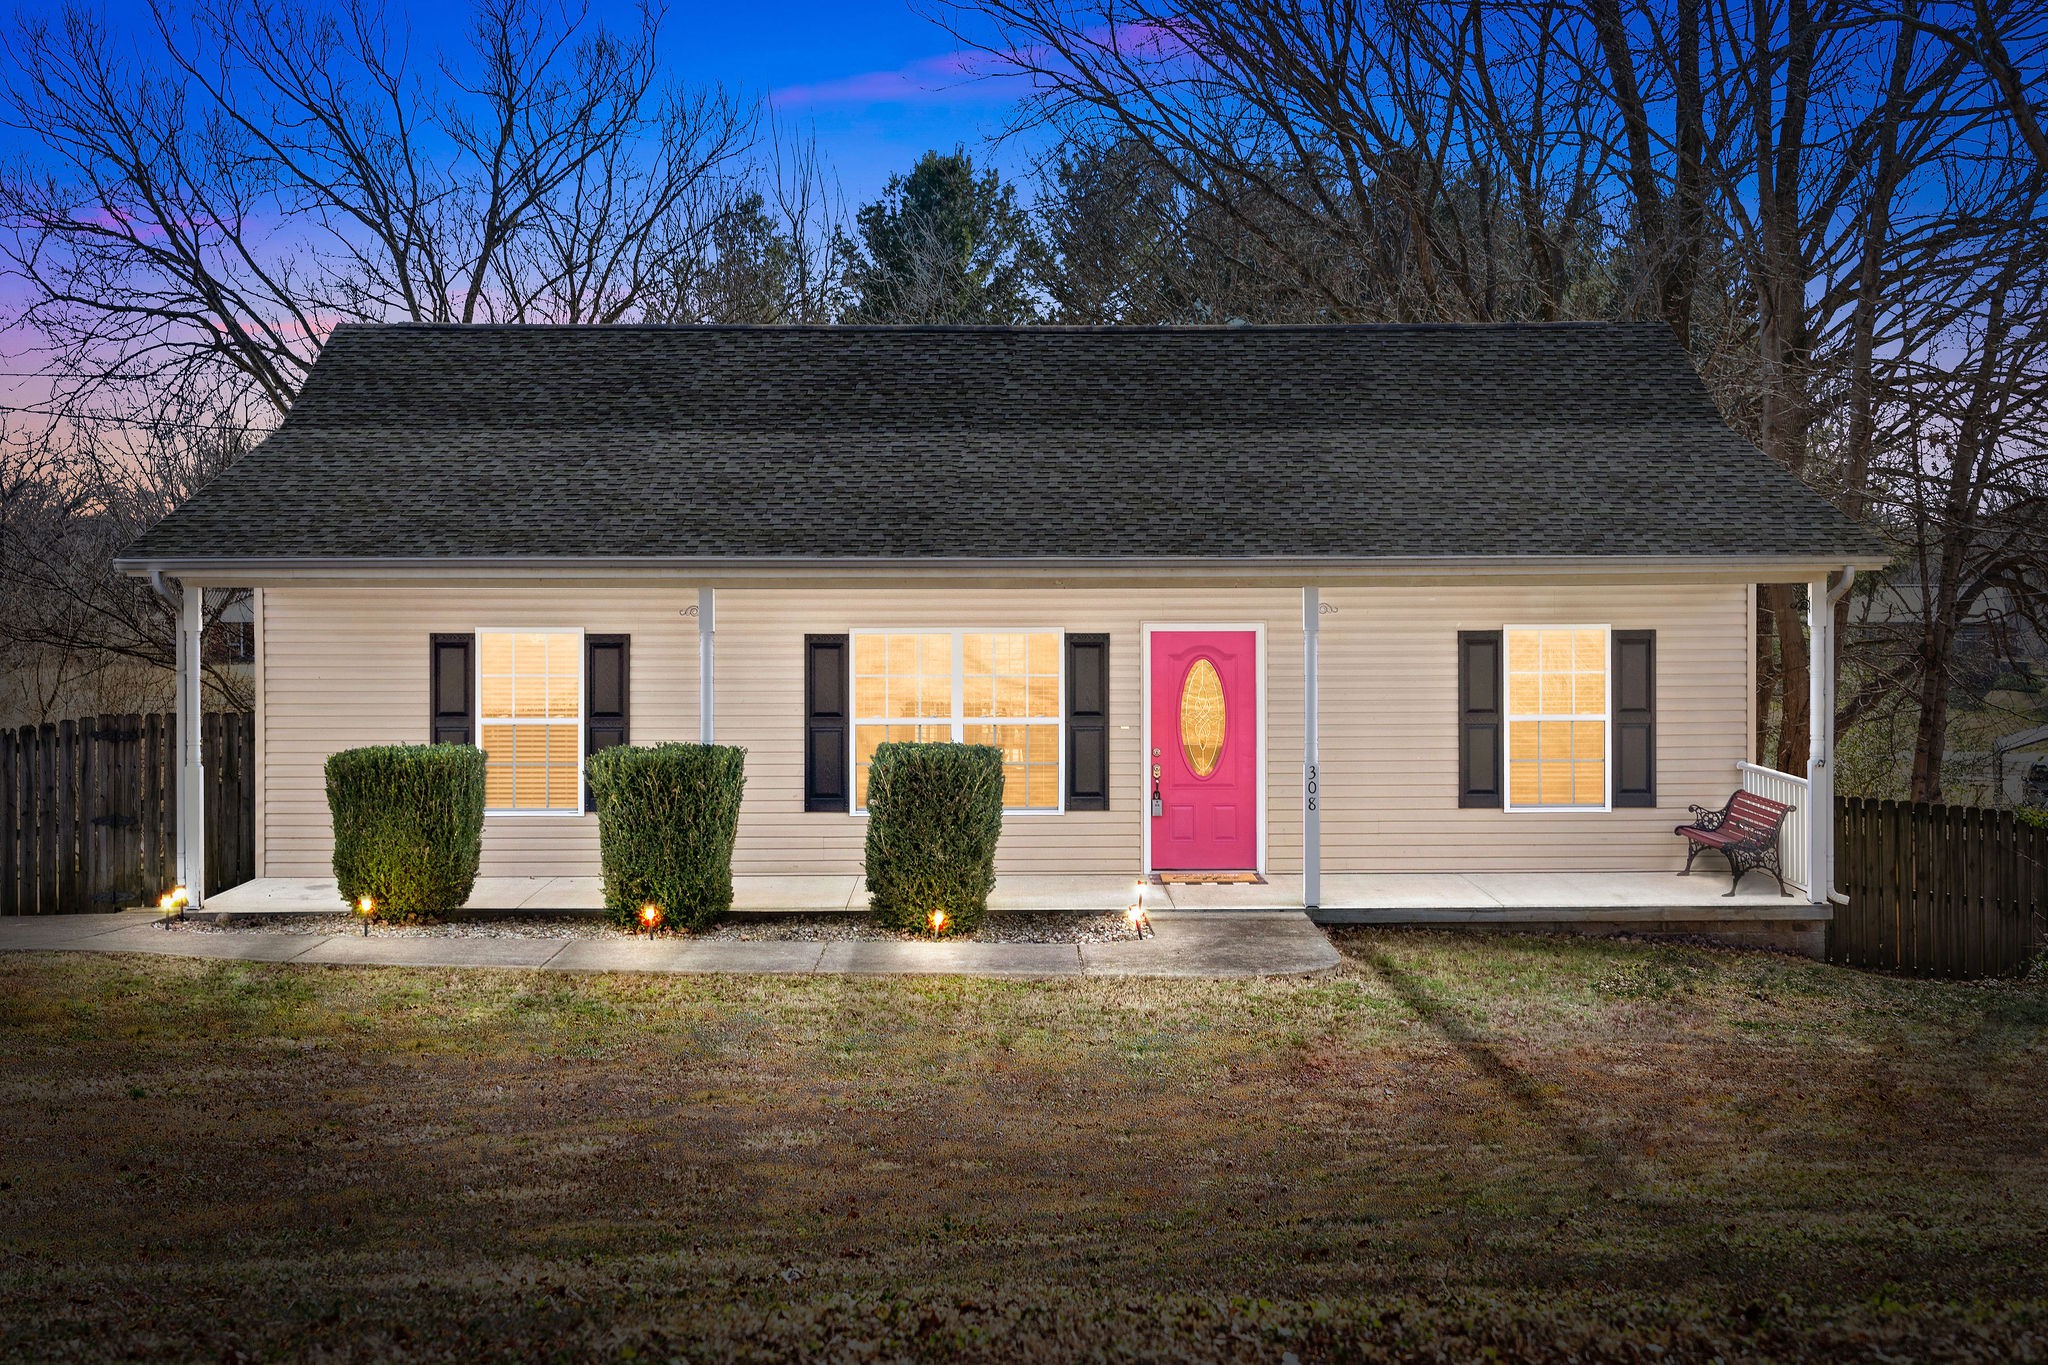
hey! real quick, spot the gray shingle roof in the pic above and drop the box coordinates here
[121,322,1884,565]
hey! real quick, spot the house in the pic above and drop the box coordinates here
[115,322,1888,951]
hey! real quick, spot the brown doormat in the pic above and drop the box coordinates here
[1154,872,1265,885]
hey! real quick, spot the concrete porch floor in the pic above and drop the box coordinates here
[197,870,1817,919]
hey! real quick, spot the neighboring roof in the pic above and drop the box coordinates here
[119,321,1886,568]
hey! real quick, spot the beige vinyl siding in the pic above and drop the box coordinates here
[1318,583,1749,872]
[259,581,699,879]
[717,588,1303,877]
[256,577,1746,881]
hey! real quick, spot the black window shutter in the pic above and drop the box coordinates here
[804,635,849,812]
[1065,633,1110,811]
[430,633,475,746]
[585,635,630,812]
[1458,630,1503,808]
[1613,630,1656,807]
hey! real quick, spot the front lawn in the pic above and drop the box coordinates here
[2,930,2044,1360]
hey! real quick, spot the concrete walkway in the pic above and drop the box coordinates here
[0,909,1339,979]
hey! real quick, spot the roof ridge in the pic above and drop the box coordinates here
[325,319,1669,336]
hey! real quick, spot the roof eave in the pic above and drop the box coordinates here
[114,550,1894,586]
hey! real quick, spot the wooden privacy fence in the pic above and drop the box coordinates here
[1831,796,2047,978]
[0,713,253,915]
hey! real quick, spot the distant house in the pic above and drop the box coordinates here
[117,323,1885,942]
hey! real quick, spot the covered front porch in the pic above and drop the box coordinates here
[148,565,1856,969]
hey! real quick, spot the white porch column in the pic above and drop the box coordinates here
[1805,576,1834,905]
[177,583,206,908]
[1302,587,1321,910]
[698,587,716,744]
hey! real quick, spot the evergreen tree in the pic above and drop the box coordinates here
[841,149,1040,323]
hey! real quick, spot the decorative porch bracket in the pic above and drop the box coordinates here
[1303,587,1321,910]
[176,582,206,908]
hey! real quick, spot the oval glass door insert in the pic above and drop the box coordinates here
[1179,658,1226,777]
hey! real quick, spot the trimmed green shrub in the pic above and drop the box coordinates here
[325,744,486,919]
[864,742,1004,936]
[588,743,747,931]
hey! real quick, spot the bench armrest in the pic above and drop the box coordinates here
[1685,803,1726,830]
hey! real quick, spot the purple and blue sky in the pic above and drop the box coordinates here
[733,1,1043,198]
[60,0,1041,206]
[0,0,1046,402]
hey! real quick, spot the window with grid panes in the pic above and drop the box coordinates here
[477,630,583,812]
[1503,625,1609,810]
[851,630,1062,811]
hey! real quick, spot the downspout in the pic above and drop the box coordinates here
[1827,566,1857,609]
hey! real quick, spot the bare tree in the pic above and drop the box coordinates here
[939,0,1625,323]
[0,0,755,422]
[1849,214,2048,798]
[0,0,796,726]
[641,120,854,324]
[950,0,2048,797]
[0,403,256,721]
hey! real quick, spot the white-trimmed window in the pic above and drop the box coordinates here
[851,630,1063,812]
[1503,625,1610,811]
[478,629,583,812]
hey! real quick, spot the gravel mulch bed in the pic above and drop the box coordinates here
[169,910,1141,944]
[171,913,616,939]
[699,912,1138,944]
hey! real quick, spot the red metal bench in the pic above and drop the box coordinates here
[1675,790,1795,896]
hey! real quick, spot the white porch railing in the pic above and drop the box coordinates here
[1736,761,1810,891]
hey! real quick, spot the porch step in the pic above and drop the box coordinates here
[1308,904,1831,925]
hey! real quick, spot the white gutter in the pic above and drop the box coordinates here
[116,551,1895,585]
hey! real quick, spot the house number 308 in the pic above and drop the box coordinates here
[1306,764,1319,812]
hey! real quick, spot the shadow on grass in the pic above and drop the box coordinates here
[1359,944,1633,1195]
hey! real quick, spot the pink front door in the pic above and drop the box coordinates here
[1149,630,1259,871]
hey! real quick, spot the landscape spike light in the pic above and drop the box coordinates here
[928,909,947,935]
[640,903,662,935]
[157,884,189,928]
[358,895,375,934]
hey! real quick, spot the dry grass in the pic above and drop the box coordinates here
[1,929,2044,1361]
